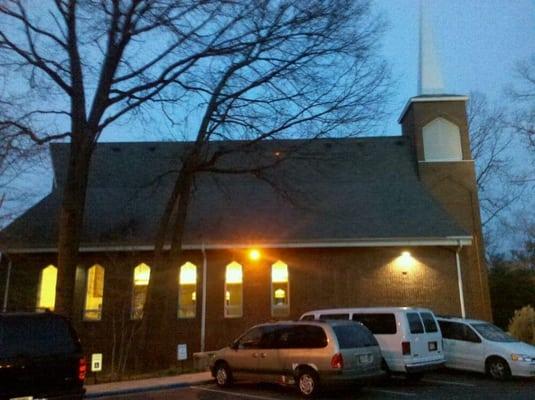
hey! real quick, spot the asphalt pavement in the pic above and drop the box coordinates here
[94,370,535,400]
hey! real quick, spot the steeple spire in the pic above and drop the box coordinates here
[418,0,445,95]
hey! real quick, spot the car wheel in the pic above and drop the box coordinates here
[486,357,511,380]
[214,362,233,387]
[297,368,319,398]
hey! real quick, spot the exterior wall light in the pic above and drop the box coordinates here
[248,249,261,261]
[398,251,415,275]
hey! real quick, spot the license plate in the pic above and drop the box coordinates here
[428,341,437,351]
[359,354,373,364]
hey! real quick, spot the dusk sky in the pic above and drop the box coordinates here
[375,0,534,135]
[97,0,535,139]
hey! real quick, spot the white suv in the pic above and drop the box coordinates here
[436,316,535,379]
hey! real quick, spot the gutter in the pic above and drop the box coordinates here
[5,236,473,254]
[455,240,466,318]
[0,251,12,312]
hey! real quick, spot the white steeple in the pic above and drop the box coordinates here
[418,0,445,95]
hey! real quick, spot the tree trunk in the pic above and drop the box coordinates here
[141,167,195,371]
[55,137,91,321]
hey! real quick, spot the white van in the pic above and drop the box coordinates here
[300,307,445,378]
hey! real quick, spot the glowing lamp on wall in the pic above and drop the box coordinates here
[248,249,261,261]
[398,251,415,275]
[274,288,286,299]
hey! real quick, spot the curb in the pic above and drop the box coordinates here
[85,379,214,398]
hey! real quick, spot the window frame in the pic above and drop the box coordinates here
[270,261,290,318]
[178,262,197,319]
[224,261,243,318]
[36,264,58,311]
[83,264,105,322]
[131,263,150,320]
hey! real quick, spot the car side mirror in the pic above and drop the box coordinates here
[230,340,239,350]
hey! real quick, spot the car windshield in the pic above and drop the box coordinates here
[471,323,518,343]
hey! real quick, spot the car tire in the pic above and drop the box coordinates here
[214,362,233,387]
[486,357,511,380]
[296,368,320,398]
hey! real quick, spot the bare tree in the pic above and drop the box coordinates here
[508,55,535,150]
[0,0,389,370]
[0,0,296,317]
[0,100,54,225]
[468,92,526,227]
[141,0,389,368]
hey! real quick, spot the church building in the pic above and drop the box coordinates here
[0,12,492,373]
[0,93,492,371]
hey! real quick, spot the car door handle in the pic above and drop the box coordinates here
[260,352,267,358]
[252,352,259,358]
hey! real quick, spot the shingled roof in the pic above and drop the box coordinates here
[1,136,469,251]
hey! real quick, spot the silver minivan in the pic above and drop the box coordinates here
[209,320,384,397]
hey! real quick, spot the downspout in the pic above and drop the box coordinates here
[200,243,207,352]
[455,241,466,318]
[1,252,12,312]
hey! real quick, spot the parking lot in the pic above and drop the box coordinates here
[101,370,535,400]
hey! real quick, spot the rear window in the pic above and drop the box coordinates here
[319,313,350,320]
[406,313,424,334]
[277,325,327,349]
[301,314,315,321]
[352,313,397,334]
[333,324,378,349]
[0,316,78,358]
[420,312,438,333]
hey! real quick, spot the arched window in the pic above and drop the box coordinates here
[84,264,105,321]
[131,263,150,319]
[36,264,57,311]
[422,117,463,161]
[271,261,290,317]
[225,261,243,318]
[178,262,197,318]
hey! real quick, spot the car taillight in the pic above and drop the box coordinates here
[331,352,344,369]
[78,357,87,381]
[402,341,411,356]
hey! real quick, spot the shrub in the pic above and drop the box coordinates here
[507,305,535,344]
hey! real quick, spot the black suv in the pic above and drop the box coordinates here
[0,312,86,400]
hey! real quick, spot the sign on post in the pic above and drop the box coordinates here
[177,344,188,361]
[91,353,103,372]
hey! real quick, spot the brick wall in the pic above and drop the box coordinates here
[5,244,488,373]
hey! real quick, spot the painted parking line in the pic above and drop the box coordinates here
[194,386,282,400]
[364,388,417,397]
[422,378,476,387]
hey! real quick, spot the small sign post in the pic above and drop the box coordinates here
[91,353,103,383]
[177,344,187,373]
